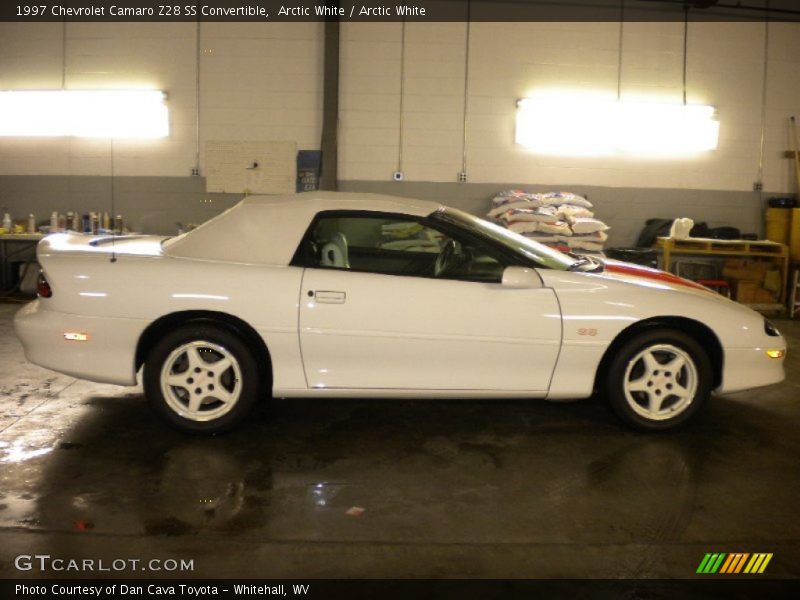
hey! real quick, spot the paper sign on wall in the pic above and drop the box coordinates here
[296,150,322,193]
[205,141,297,194]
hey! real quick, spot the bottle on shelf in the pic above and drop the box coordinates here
[27,213,36,234]
[2,212,11,231]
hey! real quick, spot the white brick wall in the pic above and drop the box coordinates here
[0,20,799,193]
[0,22,323,178]
[341,20,800,193]
[338,22,402,181]
[199,21,323,169]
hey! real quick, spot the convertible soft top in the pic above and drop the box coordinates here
[163,191,442,265]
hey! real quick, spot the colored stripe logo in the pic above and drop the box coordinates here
[697,553,773,574]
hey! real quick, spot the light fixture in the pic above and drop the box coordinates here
[517,7,720,158]
[0,90,169,138]
[516,94,617,156]
[516,94,719,157]
[615,101,719,154]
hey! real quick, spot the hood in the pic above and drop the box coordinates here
[539,258,771,353]
[599,259,712,294]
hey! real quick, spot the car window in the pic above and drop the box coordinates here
[298,213,507,283]
[432,207,579,271]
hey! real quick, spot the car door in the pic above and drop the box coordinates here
[295,212,562,392]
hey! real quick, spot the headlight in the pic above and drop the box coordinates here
[764,319,780,337]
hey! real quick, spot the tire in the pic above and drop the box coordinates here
[144,323,261,433]
[605,328,712,431]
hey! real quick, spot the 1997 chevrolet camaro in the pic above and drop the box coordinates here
[14,192,786,432]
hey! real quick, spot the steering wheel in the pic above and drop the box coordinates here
[434,239,458,277]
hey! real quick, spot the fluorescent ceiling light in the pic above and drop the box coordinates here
[516,94,719,157]
[0,90,169,138]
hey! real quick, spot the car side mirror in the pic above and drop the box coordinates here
[501,266,542,289]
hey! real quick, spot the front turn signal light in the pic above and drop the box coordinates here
[64,332,89,342]
[766,349,785,359]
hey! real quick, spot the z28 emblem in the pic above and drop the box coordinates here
[577,328,598,336]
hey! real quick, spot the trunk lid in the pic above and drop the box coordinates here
[38,232,166,259]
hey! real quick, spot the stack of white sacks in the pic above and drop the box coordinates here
[379,221,441,252]
[487,190,608,253]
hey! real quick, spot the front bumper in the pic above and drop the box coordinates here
[14,300,147,386]
[717,343,786,394]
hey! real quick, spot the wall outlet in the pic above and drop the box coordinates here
[393,171,404,182]
[458,171,467,183]
[191,167,200,177]
[753,181,763,191]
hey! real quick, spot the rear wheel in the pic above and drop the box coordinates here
[605,329,711,430]
[144,324,260,433]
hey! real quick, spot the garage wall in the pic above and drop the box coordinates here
[339,22,468,182]
[339,20,800,193]
[199,22,323,165]
[0,23,198,176]
[0,22,323,177]
[0,20,799,245]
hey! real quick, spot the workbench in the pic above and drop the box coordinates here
[656,236,789,313]
[0,233,43,292]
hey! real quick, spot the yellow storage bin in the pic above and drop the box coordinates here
[766,207,791,245]
[791,208,800,262]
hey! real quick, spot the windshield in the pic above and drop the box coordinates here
[432,207,579,271]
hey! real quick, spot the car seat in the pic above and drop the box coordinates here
[320,232,350,268]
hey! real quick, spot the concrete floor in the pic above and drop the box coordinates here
[1,300,799,581]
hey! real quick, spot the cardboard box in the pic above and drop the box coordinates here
[722,259,771,283]
[734,280,776,304]
[754,288,777,303]
[763,269,782,295]
[734,280,759,303]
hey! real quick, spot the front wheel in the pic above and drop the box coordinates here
[144,324,260,433]
[605,329,712,431]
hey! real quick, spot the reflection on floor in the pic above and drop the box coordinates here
[1,301,799,578]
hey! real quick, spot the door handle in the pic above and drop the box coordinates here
[312,290,346,304]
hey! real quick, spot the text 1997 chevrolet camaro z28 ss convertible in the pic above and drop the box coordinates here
[14,192,786,432]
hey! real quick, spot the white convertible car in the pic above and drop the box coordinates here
[15,192,786,432]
